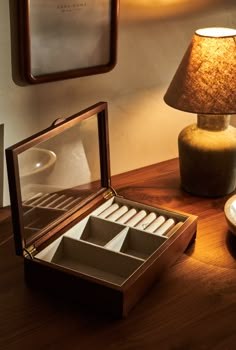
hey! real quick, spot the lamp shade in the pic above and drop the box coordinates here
[164,28,236,114]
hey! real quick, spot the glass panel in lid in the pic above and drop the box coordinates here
[18,112,103,246]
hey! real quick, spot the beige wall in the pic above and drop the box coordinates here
[1,0,236,206]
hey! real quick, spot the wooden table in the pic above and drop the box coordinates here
[1,158,236,350]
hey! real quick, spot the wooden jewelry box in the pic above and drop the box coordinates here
[6,102,197,318]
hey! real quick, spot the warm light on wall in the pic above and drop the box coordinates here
[122,0,224,21]
[125,0,181,4]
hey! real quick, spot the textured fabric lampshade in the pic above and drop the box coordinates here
[164,28,236,114]
[164,28,236,197]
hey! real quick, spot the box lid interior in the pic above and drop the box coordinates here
[6,102,111,256]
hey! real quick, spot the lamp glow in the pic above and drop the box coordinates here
[164,27,236,197]
[196,27,236,37]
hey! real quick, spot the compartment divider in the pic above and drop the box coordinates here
[105,227,129,252]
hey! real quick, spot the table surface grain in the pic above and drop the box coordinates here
[1,158,236,350]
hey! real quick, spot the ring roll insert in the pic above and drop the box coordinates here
[164,221,184,238]
[145,215,166,233]
[125,210,147,227]
[154,218,175,235]
[116,208,137,224]
[106,205,129,221]
[135,212,157,230]
[98,203,120,219]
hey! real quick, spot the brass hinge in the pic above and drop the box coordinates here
[23,245,37,259]
[103,187,117,200]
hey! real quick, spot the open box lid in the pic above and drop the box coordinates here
[6,102,112,256]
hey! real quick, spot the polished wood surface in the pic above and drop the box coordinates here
[1,158,236,350]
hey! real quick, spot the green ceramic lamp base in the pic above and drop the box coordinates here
[178,114,236,197]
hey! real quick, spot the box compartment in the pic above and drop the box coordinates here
[79,216,126,246]
[119,228,166,260]
[51,237,144,286]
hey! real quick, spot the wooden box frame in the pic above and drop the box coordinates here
[10,0,119,84]
[6,102,197,318]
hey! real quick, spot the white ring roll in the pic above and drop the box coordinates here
[154,218,175,235]
[145,215,166,233]
[135,212,157,230]
[164,221,183,238]
[98,203,120,218]
[116,208,137,224]
[106,205,129,221]
[125,210,147,227]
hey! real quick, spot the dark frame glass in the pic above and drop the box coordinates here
[11,0,118,84]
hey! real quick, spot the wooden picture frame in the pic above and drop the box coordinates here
[10,0,119,84]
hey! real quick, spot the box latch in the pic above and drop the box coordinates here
[103,187,117,200]
[23,245,37,259]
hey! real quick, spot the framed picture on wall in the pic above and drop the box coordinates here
[10,0,119,84]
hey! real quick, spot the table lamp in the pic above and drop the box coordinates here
[164,27,236,197]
